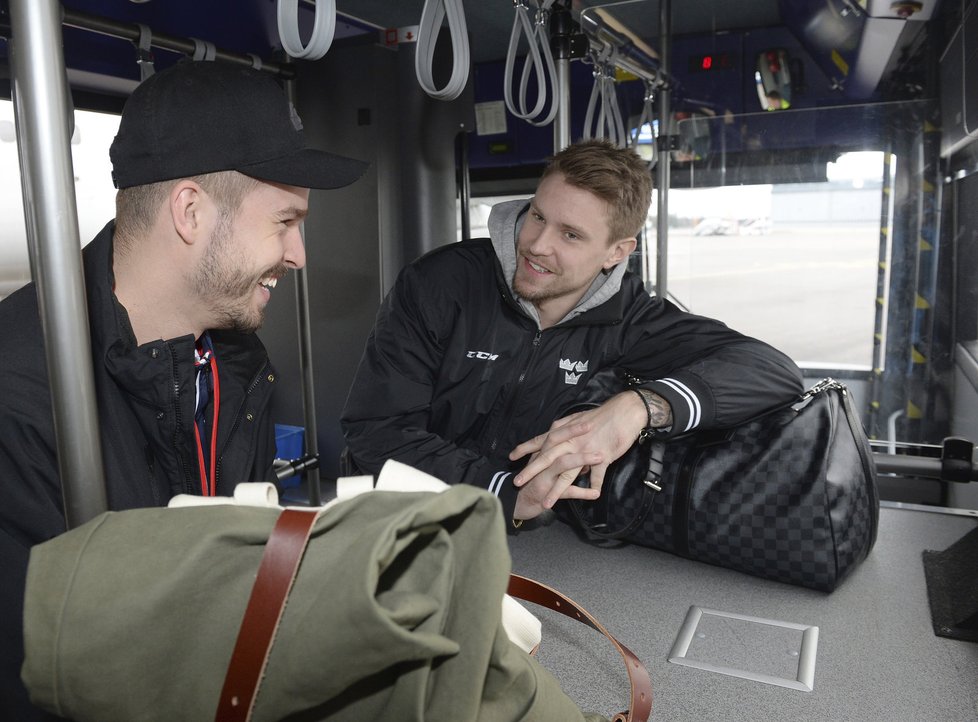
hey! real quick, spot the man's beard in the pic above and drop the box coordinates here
[513,264,563,303]
[187,214,287,334]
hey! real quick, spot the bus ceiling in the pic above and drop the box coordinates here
[0,0,945,114]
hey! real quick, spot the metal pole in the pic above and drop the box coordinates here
[60,7,293,78]
[9,0,108,527]
[868,151,894,439]
[292,260,323,508]
[458,131,472,242]
[551,3,573,152]
[873,452,978,482]
[554,56,571,152]
[655,0,672,299]
[284,78,322,506]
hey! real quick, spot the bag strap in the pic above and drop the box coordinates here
[507,574,653,722]
[215,510,652,722]
[567,438,664,542]
[215,508,321,722]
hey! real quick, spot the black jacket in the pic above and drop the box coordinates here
[341,200,803,522]
[0,222,278,719]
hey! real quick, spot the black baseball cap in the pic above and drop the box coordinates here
[110,60,368,190]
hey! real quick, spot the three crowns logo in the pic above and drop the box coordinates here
[559,358,588,385]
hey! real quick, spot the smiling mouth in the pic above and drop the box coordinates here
[258,275,279,291]
[525,258,552,275]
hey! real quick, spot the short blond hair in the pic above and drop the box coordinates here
[113,171,261,254]
[541,139,652,242]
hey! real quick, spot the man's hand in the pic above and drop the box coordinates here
[513,458,601,520]
[509,390,671,514]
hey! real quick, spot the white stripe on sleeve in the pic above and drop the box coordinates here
[657,378,701,432]
[488,471,511,497]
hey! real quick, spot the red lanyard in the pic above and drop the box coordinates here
[193,348,221,496]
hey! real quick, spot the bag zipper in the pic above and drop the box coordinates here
[834,381,881,553]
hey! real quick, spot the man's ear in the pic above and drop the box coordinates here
[603,237,637,269]
[169,180,205,246]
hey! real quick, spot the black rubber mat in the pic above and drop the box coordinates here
[922,525,978,643]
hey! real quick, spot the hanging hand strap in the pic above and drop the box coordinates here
[191,37,217,61]
[134,23,155,81]
[415,0,470,100]
[277,0,336,60]
[215,508,321,722]
[507,574,653,722]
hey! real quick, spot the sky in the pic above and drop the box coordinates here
[665,151,886,220]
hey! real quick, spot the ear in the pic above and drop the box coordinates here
[603,237,637,269]
[168,180,205,246]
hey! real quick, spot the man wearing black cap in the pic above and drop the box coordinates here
[0,60,366,718]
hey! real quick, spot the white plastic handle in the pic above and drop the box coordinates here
[277,0,336,61]
[414,0,470,101]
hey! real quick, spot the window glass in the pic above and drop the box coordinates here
[0,100,121,300]
[649,151,889,368]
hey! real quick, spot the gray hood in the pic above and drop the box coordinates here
[487,198,630,328]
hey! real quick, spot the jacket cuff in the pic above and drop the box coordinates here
[646,374,716,437]
[485,469,520,531]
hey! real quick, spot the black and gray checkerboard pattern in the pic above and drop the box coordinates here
[573,385,879,592]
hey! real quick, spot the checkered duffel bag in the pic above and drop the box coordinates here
[566,378,879,592]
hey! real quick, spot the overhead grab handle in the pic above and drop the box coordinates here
[415,0,470,101]
[583,50,626,147]
[191,37,217,62]
[134,23,155,81]
[277,0,336,61]
[504,0,559,127]
[629,78,658,168]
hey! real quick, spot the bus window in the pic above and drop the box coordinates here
[656,151,890,369]
[0,100,120,300]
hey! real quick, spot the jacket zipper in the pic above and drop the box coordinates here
[213,360,271,490]
[488,330,543,454]
[163,339,197,496]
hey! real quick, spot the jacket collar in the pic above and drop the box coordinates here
[84,221,142,355]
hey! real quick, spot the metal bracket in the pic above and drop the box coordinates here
[658,134,680,152]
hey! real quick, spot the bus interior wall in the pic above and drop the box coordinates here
[259,38,472,478]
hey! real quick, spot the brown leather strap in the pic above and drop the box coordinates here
[215,509,320,722]
[507,574,653,722]
[214,510,650,721]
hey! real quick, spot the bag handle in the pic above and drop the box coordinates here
[507,574,653,722]
[566,435,665,543]
[216,508,321,722]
